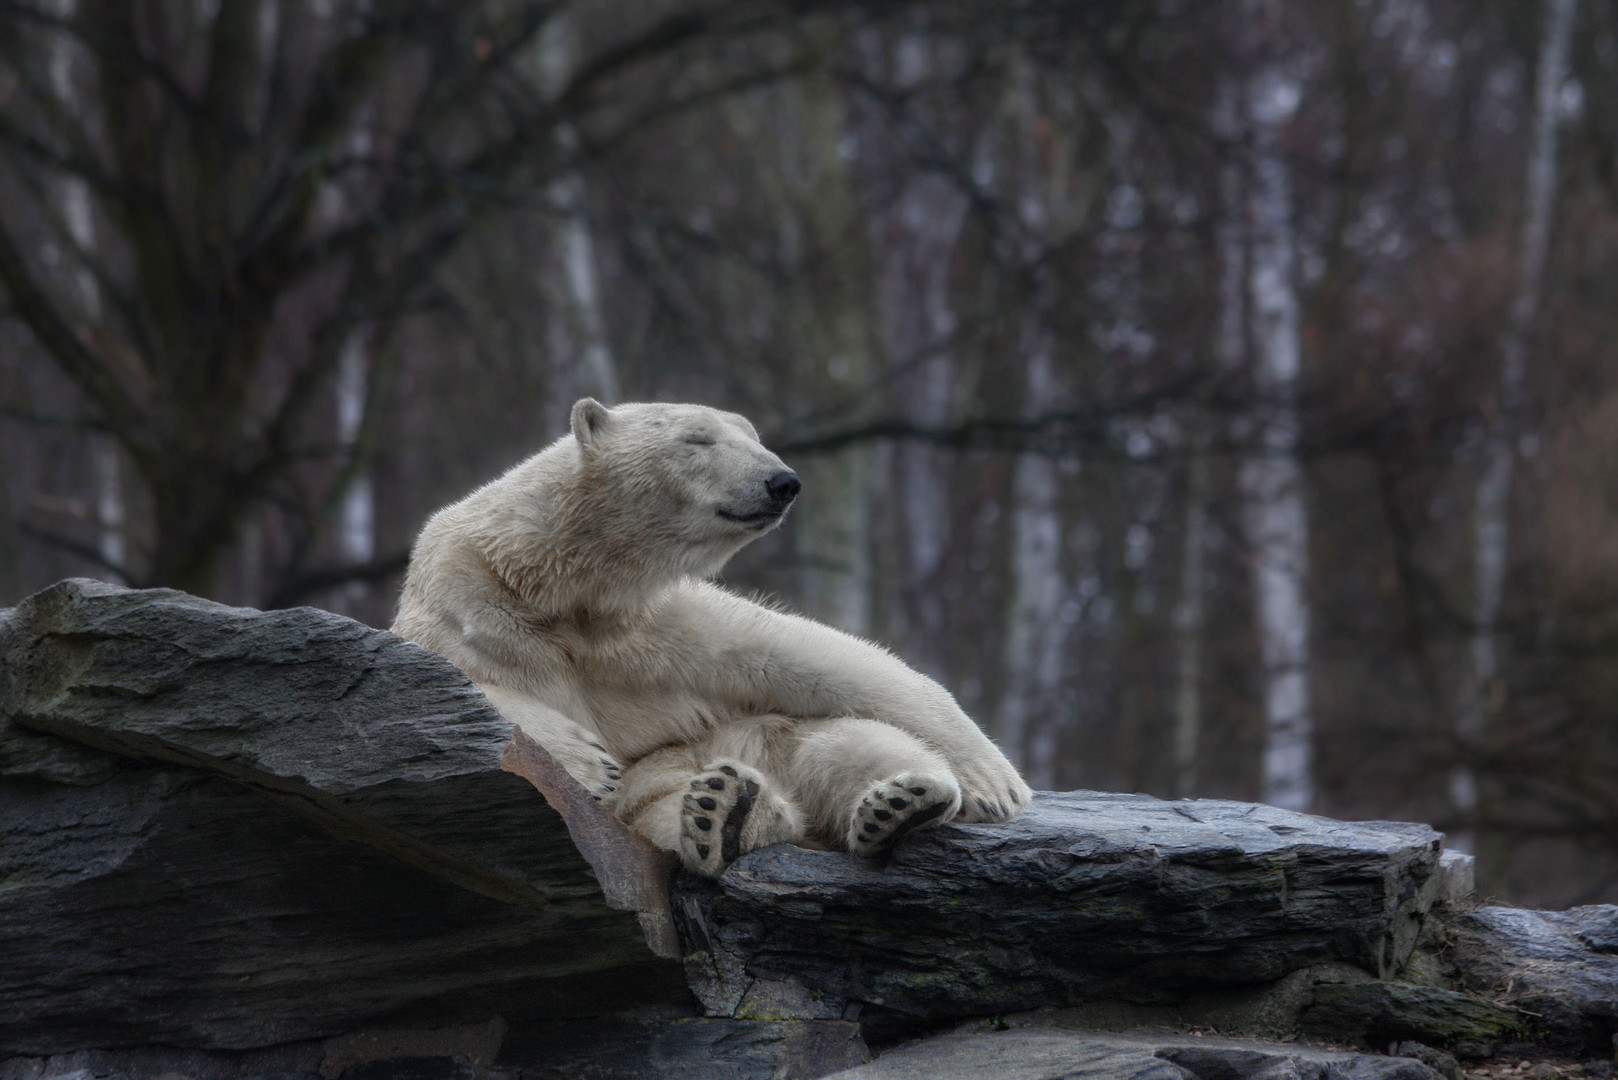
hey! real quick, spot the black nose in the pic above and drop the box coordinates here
[766,470,801,506]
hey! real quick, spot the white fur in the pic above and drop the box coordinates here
[393,399,1031,874]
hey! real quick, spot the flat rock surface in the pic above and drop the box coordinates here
[0,580,685,1053]
[501,1017,867,1079]
[1446,904,1618,1056]
[676,791,1443,1032]
[820,1028,1443,1080]
[0,1017,867,1080]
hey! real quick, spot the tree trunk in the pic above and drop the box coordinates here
[326,109,378,618]
[1173,442,1210,799]
[334,330,375,615]
[998,352,1066,788]
[1237,18,1314,813]
[145,483,234,598]
[873,34,968,676]
[1178,78,1249,800]
[50,0,126,581]
[541,12,620,405]
[553,168,620,405]
[1453,0,1578,874]
[995,53,1072,789]
[784,67,878,635]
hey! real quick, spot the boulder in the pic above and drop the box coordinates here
[0,579,685,1053]
[1299,981,1526,1049]
[1445,905,1618,1057]
[6,579,1613,1080]
[675,790,1445,1034]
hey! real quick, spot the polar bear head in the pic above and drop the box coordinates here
[565,397,800,582]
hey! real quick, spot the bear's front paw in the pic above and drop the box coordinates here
[549,727,624,803]
[846,771,962,855]
[951,753,1033,824]
[679,759,802,877]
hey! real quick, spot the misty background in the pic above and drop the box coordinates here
[2,0,1615,907]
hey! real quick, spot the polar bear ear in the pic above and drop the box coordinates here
[570,398,612,451]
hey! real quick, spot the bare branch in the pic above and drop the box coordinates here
[17,520,133,584]
[0,211,150,451]
[265,550,411,611]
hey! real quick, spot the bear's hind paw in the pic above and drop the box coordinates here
[679,760,764,877]
[847,771,962,855]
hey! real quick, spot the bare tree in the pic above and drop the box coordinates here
[1237,0,1313,812]
[0,0,806,599]
[1453,0,1579,873]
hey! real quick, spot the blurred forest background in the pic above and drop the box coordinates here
[2,0,1616,907]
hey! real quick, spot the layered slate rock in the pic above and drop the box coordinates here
[17,577,1612,1080]
[0,579,687,1054]
[1445,905,1618,1056]
[1300,981,1527,1050]
[817,1028,1444,1080]
[675,792,1444,1032]
[0,1017,868,1080]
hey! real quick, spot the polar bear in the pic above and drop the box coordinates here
[393,398,1030,875]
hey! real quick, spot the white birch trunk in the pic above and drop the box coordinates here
[539,14,620,405]
[1176,81,1250,798]
[326,106,376,615]
[711,59,873,635]
[785,70,875,635]
[877,35,967,671]
[335,334,374,571]
[550,166,620,403]
[996,54,1069,789]
[999,349,1066,789]
[1238,49,1314,813]
[1173,444,1210,799]
[1452,0,1577,854]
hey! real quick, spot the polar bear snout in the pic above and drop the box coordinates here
[765,470,801,510]
[718,468,800,528]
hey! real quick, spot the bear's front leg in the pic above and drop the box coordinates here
[477,684,624,801]
[945,744,1033,823]
[679,759,804,876]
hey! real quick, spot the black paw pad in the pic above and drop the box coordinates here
[909,786,927,796]
[874,809,892,821]
[882,799,953,847]
[695,817,712,831]
[706,777,726,790]
[718,765,739,778]
[744,779,760,797]
[697,844,710,860]
[720,780,754,864]
[888,797,909,810]
[698,797,717,811]
[863,821,880,833]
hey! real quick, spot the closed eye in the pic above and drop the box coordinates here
[684,435,715,446]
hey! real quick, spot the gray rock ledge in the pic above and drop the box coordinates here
[0,579,685,1053]
[8,579,1613,1079]
[1446,904,1618,1056]
[819,1028,1443,1080]
[675,788,1445,1033]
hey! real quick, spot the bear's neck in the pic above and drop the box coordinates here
[477,470,696,623]
[500,537,683,623]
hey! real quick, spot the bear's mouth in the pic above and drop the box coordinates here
[717,508,783,530]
